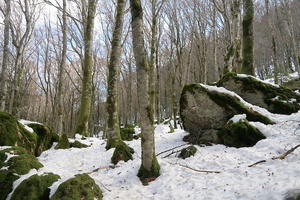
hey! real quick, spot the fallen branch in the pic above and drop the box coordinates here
[156,143,189,156]
[178,164,221,174]
[162,150,181,158]
[87,165,115,174]
[248,144,300,167]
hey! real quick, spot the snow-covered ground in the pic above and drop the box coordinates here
[8,110,300,200]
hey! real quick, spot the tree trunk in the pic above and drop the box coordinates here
[241,0,255,75]
[130,0,160,182]
[75,0,97,136]
[106,0,126,149]
[0,0,11,111]
[56,0,67,135]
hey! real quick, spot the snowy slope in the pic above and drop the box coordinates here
[7,112,300,200]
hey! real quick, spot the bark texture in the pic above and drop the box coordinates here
[75,0,97,136]
[0,0,11,111]
[241,0,255,75]
[130,0,160,182]
[106,0,126,149]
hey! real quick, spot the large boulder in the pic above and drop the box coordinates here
[179,83,272,145]
[27,123,59,156]
[217,73,300,114]
[0,146,43,200]
[51,173,103,200]
[11,173,60,200]
[0,112,37,154]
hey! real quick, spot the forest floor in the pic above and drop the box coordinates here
[7,108,300,200]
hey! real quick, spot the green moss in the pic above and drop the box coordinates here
[0,146,43,200]
[137,155,160,185]
[70,140,89,148]
[51,174,103,200]
[111,141,134,165]
[120,127,135,141]
[282,78,300,90]
[6,154,43,175]
[218,119,266,148]
[0,112,37,154]
[168,121,174,133]
[55,134,70,149]
[178,146,197,159]
[28,123,59,156]
[217,72,300,114]
[0,170,19,200]
[180,83,274,127]
[11,173,60,200]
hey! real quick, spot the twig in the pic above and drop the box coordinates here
[272,144,300,160]
[178,164,221,174]
[248,160,267,167]
[162,150,181,158]
[248,144,300,167]
[87,165,115,174]
[156,143,189,156]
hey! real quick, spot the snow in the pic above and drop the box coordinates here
[5,116,300,200]
[3,83,300,200]
[229,114,247,123]
[18,120,39,133]
[237,74,280,88]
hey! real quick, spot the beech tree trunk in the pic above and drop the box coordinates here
[75,0,97,136]
[56,0,67,134]
[241,0,255,75]
[130,0,160,182]
[0,0,11,111]
[106,0,126,149]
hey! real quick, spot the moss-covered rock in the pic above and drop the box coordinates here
[285,189,300,200]
[51,174,103,200]
[180,83,272,145]
[282,78,300,91]
[178,146,197,159]
[217,72,300,114]
[11,173,60,200]
[70,140,89,148]
[0,146,43,200]
[27,123,59,156]
[0,170,19,200]
[120,127,135,141]
[137,155,160,185]
[218,119,266,148]
[55,134,70,149]
[111,141,134,165]
[0,112,37,154]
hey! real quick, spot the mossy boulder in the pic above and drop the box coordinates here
[0,146,43,200]
[55,134,70,149]
[51,173,103,200]
[11,173,60,200]
[180,83,272,145]
[0,112,37,154]
[27,123,59,156]
[285,189,300,200]
[282,78,300,91]
[217,73,300,114]
[111,141,134,165]
[120,127,135,141]
[70,140,89,148]
[178,146,197,159]
[217,119,266,148]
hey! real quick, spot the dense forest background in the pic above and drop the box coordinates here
[0,0,299,136]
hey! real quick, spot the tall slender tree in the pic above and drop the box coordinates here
[106,0,126,149]
[241,0,255,75]
[75,0,97,136]
[0,0,11,111]
[130,0,160,183]
[56,0,68,134]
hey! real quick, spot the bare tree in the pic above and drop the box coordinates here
[130,0,160,183]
